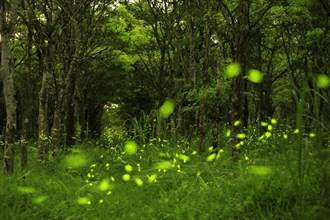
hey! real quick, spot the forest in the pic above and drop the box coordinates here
[0,0,329,219]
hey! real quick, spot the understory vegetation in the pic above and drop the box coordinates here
[1,114,330,219]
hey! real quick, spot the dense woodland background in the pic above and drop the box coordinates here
[0,0,330,219]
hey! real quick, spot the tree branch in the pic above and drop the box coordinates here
[217,0,234,25]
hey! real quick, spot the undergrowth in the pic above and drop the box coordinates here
[1,124,329,220]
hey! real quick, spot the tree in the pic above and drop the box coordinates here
[0,0,18,174]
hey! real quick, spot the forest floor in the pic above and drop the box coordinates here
[1,133,330,220]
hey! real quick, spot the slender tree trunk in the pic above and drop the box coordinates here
[79,99,88,140]
[51,85,63,153]
[198,11,212,153]
[21,118,28,169]
[0,1,18,174]
[20,10,34,168]
[1,36,17,173]
[0,83,5,137]
[64,70,77,146]
[198,97,206,153]
[38,54,50,160]
[61,15,81,147]
[38,0,57,159]
[231,0,250,126]
[229,0,250,160]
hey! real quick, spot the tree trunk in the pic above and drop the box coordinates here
[62,15,81,147]
[229,0,250,160]
[37,0,57,160]
[21,118,28,170]
[51,96,63,154]
[1,36,17,174]
[38,54,50,160]
[231,0,250,126]
[1,1,18,174]
[64,70,77,146]
[0,82,5,137]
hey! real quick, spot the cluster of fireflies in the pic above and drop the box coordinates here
[15,97,324,207]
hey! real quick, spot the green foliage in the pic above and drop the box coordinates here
[2,0,330,219]
[1,131,329,219]
[100,127,127,148]
[130,111,157,143]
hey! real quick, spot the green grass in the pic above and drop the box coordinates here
[1,133,329,220]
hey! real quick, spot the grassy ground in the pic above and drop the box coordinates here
[1,132,330,220]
